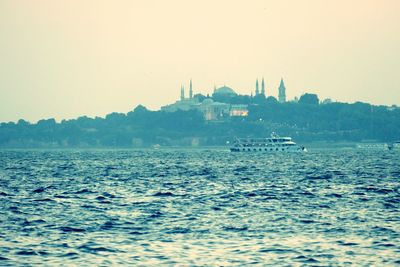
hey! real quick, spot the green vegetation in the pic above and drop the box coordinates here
[1,95,399,147]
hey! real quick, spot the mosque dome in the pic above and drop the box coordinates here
[213,86,237,96]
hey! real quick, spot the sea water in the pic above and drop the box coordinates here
[0,149,399,266]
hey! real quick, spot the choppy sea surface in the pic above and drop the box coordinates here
[0,148,399,266]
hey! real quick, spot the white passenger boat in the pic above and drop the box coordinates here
[230,133,306,152]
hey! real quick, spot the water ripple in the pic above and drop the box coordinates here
[0,149,399,266]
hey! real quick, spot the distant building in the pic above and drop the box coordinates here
[278,78,286,103]
[198,99,230,121]
[255,79,259,96]
[162,81,199,112]
[261,78,265,96]
[189,79,193,99]
[212,85,237,97]
[180,85,184,101]
[161,81,248,121]
[162,77,296,120]
[230,104,249,117]
[254,78,266,96]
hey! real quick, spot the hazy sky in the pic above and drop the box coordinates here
[1,0,399,122]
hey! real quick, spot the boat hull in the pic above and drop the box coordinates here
[230,147,306,152]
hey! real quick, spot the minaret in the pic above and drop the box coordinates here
[278,78,286,103]
[255,79,259,96]
[189,79,193,99]
[180,85,185,101]
[261,78,265,96]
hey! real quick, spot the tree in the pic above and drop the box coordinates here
[37,118,56,127]
[133,104,148,113]
[17,119,30,126]
[193,93,207,102]
[253,94,266,105]
[265,96,278,104]
[299,93,319,105]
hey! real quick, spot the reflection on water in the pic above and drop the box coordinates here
[0,149,399,266]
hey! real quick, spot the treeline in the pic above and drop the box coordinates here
[0,97,399,147]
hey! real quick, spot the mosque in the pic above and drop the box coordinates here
[161,78,287,120]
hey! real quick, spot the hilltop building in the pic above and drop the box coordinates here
[164,81,199,112]
[254,78,266,96]
[213,85,237,97]
[278,78,286,103]
[161,81,248,121]
[261,78,265,95]
[255,79,259,95]
[161,78,289,119]
[189,79,193,99]
[197,99,230,121]
[180,85,185,101]
[230,104,249,116]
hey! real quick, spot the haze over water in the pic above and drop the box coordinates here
[0,149,399,266]
[1,1,400,122]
